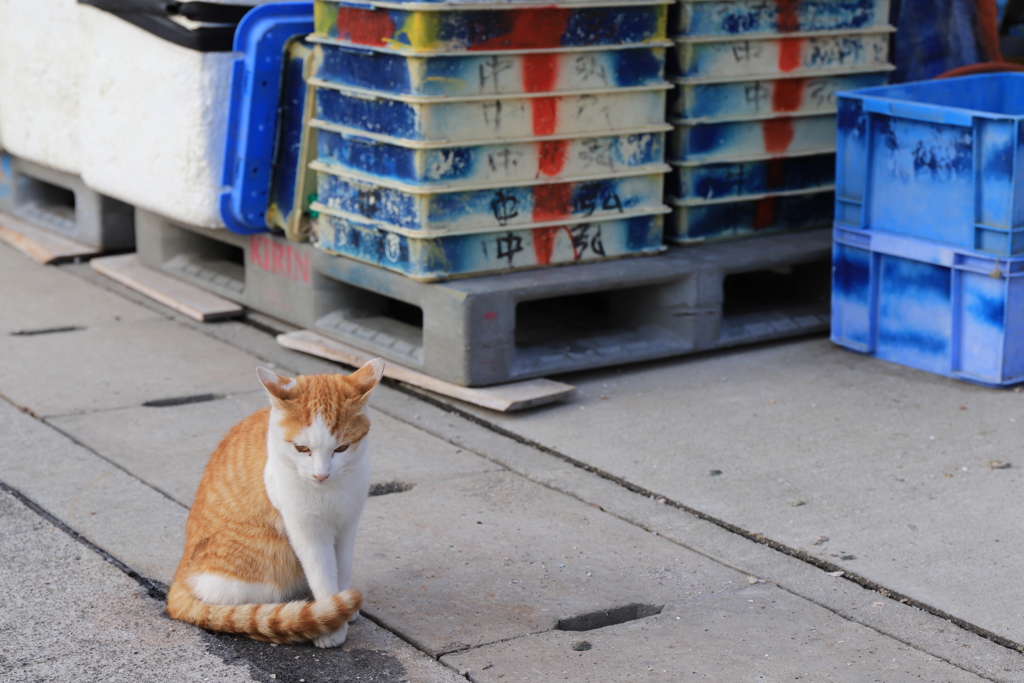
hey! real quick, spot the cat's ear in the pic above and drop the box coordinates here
[257,367,297,402]
[348,358,385,399]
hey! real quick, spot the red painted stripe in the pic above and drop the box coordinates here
[778,37,802,72]
[762,118,795,153]
[775,0,800,32]
[532,183,572,222]
[771,78,805,113]
[523,53,558,93]
[468,9,570,51]
[531,97,558,136]
[538,140,569,177]
[335,7,395,46]
[532,226,559,264]
[753,196,777,230]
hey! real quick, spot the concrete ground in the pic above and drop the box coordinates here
[2,237,1024,682]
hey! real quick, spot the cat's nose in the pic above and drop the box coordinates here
[314,474,329,482]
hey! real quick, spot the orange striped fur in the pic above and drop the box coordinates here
[166,360,385,645]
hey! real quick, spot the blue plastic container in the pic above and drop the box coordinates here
[315,168,666,233]
[313,81,669,143]
[220,2,314,234]
[267,39,314,232]
[832,225,1024,386]
[314,1,669,54]
[669,71,889,122]
[667,187,833,243]
[311,209,665,280]
[313,125,669,188]
[668,153,835,200]
[671,0,891,37]
[669,113,836,162]
[313,44,667,97]
[671,29,893,82]
[0,152,11,206]
[836,73,1024,257]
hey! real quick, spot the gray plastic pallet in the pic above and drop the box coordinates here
[0,156,134,250]
[135,208,831,387]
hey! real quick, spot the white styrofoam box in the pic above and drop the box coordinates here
[79,6,234,228]
[0,0,84,175]
[1,0,281,228]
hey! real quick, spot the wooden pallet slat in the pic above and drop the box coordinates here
[90,253,245,322]
[0,212,101,264]
[277,330,576,412]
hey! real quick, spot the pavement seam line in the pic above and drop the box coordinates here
[381,387,1024,664]
[0,477,169,601]
[61,263,311,378]
[0,391,190,510]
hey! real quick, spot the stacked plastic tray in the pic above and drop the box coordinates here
[304,0,674,280]
[665,0,894,244]
[832,74,1024,387]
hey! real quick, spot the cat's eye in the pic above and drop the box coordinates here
[294,444,310,453]
[334,444,349,453]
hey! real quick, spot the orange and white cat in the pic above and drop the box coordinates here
[166,359,385,648]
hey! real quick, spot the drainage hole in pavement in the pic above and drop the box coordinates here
[368,481,415,497]
[10,326,85,336]
[143,393,221,408]
[556,603,664,632]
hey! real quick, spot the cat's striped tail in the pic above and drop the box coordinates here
[165,581,361,644]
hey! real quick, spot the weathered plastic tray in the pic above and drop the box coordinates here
[313,124,670,188]
[312,44,667,97]
[267,39,317,235]
[315,166,667,233]
[313,79,670,143]
[670,70,889,121]
[665,186,833,243]
[671,0,891,37]
[332,0,664,5]
[669,113,835,162]
[668,152,834,200]
[672,28,893,82]
[313,1,669,54]
[311,209,665,280]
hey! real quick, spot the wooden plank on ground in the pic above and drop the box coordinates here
[277,329,576,412]
[0,211,100,264]
[91,253,244,322]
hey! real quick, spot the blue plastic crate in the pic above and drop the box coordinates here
[311,209,665,280]
[220,2,314,234]
[313,1,670,54]
[668,153,835,200]
[669,113,836,162]
[313,44,667,97]
[313,125,669,188]
[315,167,666,234]
[671,29,893,82]
[832,226,1024,386]
[666,187,833,243]
[671,0,891,37]
[669,71,889,122]
[313,81,669,144]
[0,152,11,206]
[836,73,1024,257]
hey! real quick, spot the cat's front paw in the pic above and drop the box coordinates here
[348,610,360,624]
[313,623,349,649]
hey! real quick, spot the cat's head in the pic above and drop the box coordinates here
[256,359,385,483]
